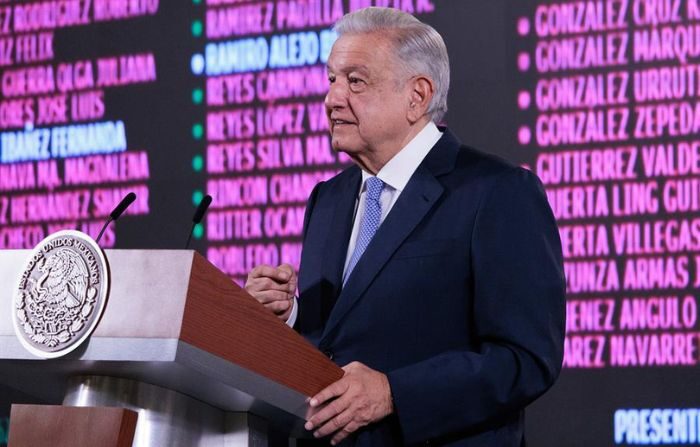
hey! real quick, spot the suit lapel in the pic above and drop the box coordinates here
[321,168,361,300]
[320,130,461,340]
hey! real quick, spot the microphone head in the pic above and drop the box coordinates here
[192,195,213,224]
[110,192,137,221]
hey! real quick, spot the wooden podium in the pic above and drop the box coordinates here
[0,250,343,446]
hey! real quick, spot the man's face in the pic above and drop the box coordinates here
[325,33,412,161]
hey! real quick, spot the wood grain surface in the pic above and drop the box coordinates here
[8,404,137,447]
[180,253,343,397]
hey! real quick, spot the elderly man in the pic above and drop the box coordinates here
[246,7,566,446]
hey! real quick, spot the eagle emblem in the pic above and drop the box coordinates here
[13,230,109,358]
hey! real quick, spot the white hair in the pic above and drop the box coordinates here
[334,7,450,122]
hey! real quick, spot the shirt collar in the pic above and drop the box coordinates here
[360,121,442,192]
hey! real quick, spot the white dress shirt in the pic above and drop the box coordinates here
[286,122,443,326]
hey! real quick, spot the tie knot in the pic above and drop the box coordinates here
[365,177,384,201]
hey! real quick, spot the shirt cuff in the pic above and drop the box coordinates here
[285,296,298,327]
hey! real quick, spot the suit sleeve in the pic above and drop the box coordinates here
[386,167,566,443]
[301,181,323,243]
[292,181,324,331]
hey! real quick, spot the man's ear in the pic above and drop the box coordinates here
[407,76,435,123]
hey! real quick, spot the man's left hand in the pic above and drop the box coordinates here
[305,361,394,445]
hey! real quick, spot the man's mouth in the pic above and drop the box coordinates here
[332,119,354,126]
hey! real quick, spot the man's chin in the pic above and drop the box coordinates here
[331,137,359,154]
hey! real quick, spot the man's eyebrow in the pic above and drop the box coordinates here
[326,64,370,74]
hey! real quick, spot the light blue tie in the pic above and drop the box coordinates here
[344,177,384,284]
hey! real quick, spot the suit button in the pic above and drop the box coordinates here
[323,350,334,360]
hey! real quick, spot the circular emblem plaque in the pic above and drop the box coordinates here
[12,230,110,358]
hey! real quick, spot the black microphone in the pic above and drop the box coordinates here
[185,194,212,249]
[192,194,212,224]
[110,192,136,221]
[96,192,137,244]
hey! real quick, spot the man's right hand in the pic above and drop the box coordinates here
[245,264,297,321]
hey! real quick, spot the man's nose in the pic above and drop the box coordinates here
[325,83,347,109]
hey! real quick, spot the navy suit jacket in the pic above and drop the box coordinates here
[296,129,566,446]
